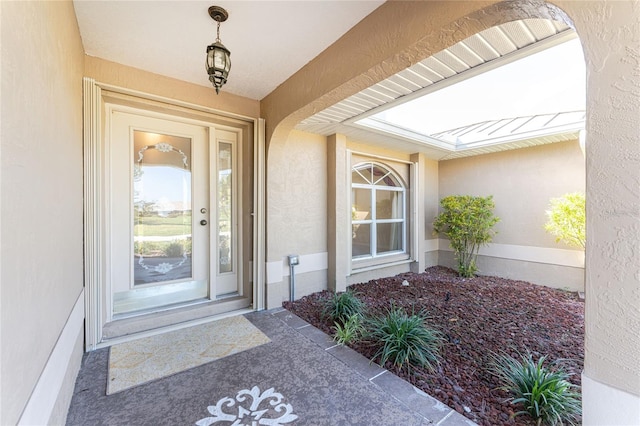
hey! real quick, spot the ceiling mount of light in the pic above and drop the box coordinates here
[205,5,231,94]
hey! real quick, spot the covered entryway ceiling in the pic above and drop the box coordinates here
[73,1,584,160]
[296,19,584,160]
[73,1,385,100]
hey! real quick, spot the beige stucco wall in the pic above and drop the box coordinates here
[267,130,442,302]
[84,56,259,119]
[562,0,640,410]
[439,140,585,248]
[267,131,442,301]
[267,130,327,258]
[261,0,640,420]
[266,130,328,306]
[438,140,585,289]
[0,1,85,424]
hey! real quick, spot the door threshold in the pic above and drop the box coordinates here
[100,297,254,347]
[96,306,254,350]
[112,297,211,321]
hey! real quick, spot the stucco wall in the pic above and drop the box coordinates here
[438,140,586,289]
[559,0,640,407]
[84,56,259,119]
[439,140,585,248]
[0,1,85,424]
[266,130,328,305]
[261,0,640,419]
[267,130,328,258]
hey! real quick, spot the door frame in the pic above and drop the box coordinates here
[82,78,266,350]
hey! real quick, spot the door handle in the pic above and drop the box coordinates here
[200,219,208,226]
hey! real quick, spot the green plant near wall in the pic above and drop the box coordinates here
[365,307,443,371]
[544,192,586,249]
[322,290,365,326]
[333,313,364,345]
[433,195,500,278]
[490,352,581,426]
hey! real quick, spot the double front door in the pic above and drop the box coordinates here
[108,110,245,317]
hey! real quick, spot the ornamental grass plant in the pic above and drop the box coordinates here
[322,290,365,326]
[491,352,581,426]
[332,313,364,345]
[365,307,443,371]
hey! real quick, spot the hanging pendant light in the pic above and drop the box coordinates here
[205,6,231,94]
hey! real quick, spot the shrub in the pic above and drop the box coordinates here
[333,313,363,345]
[544,192,586,249]
[366,307,443,371]
[164,241,185,257]
[322,290,365,326]
[433,195,500,277]
[490,352,581,426]
[134,241,163,256]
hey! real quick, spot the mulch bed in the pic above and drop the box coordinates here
[283,266,584,425]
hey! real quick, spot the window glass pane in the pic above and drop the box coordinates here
[377,222,403,254]
[352,188,371,221]
[133,131,192,285]
[352,224,371,257]
[376,190,402,219]
[352,164,372,184]
[373,166,400,187]
[218,142,233,274]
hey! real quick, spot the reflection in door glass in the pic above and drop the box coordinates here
[218,142,233,274]
[133,130,192,285]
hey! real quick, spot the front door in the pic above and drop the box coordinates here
[109,109,243,318]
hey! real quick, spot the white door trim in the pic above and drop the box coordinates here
[82,77,266,350]
[253,118,266,310]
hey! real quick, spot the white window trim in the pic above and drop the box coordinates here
[350,161,408,269]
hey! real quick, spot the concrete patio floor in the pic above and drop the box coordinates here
[66,308,476,425]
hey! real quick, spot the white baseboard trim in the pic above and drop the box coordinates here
[266,252,328,284]
[437,239,584,268]
[424,238,438,252]
[18,290,85,425]
[582,373,640,425]
[264,242,583,287]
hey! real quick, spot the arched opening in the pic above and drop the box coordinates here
[262,1,639,424]
[271,15,587,426]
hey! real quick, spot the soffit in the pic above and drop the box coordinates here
[296,19,582,160]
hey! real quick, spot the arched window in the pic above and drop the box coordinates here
[351,162,406,260]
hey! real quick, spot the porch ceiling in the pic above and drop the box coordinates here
[73,0,385,100]
[73,2,584,159]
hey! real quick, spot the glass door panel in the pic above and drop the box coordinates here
[133,131,193,285]
[213,131,240,297]
[218,142,233,274]
[110,112,209,317]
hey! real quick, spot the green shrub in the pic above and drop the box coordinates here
[433,195,499,277]
[134,241,164,256]
[491,352,581,426]
[544,192,586,249]
[164,241,185,257]
[366,307,443,371]
[323,290,365,326]
[333,314,363,345]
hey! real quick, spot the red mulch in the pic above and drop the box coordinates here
[283,266,584,425]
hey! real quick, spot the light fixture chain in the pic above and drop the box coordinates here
[216,20,221,43]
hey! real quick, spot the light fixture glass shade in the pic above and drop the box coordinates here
[206,42,231,94]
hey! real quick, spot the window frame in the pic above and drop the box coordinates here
[350,161,408,267]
